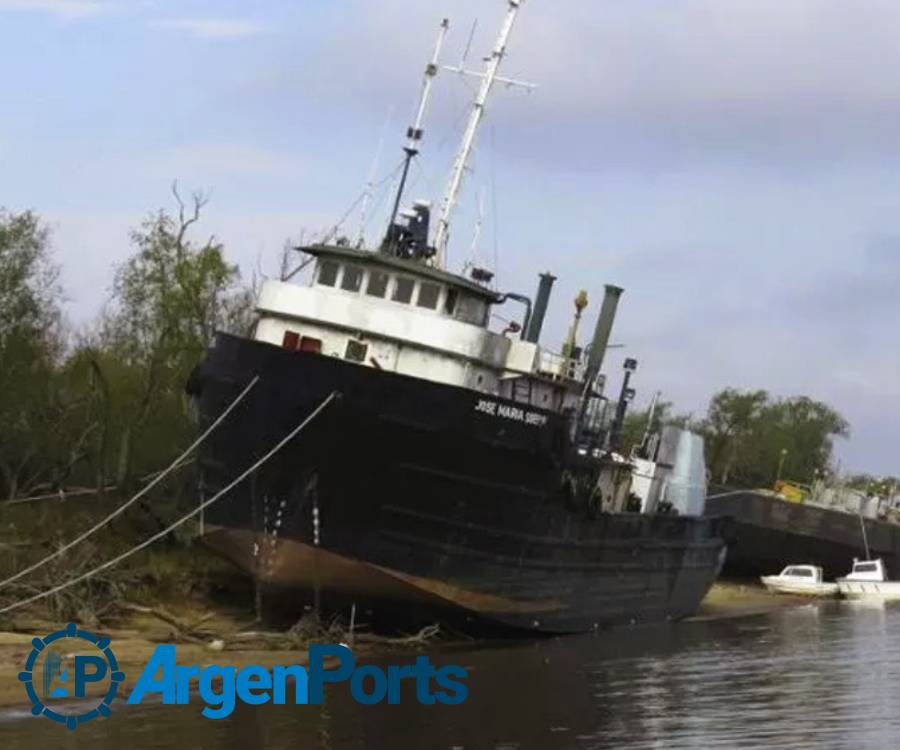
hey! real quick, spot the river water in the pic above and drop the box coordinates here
[4,601,900,749]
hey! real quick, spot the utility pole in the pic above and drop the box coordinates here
[775,448,789,485]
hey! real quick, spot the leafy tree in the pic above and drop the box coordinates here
[0,192,254,502]
[95,185,251,488]
[0,210,67,499]
[0,209,59,337]
[703,388,769,484]
[844,474,900,498]
[701,389,848,488]
[750,396,848,487]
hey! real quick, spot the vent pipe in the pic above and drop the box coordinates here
[524,272,556,343]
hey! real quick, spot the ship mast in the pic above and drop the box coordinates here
[382,18,450,254]
[433,0,523,268]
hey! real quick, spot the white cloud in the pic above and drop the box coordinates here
[260,0,900,172]
[152,17,268,40]
[0,0,109,19]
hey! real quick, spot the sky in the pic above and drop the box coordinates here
[1,0,898,475]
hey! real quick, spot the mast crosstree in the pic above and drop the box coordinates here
[433,0,526,269]
[381,1,532,268]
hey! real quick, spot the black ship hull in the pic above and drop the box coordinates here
[707,491,900,580]
[189,333,726,633]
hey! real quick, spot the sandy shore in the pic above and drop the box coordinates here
[0,603,363,709]
[0,631,318,709]
[692,579,807,621]
[0,581,806,709]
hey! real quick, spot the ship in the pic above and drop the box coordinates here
[187,1,726,633]
[707,484,900,580]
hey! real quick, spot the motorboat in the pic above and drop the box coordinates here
[760,565,838,596]
[837,558,900,601]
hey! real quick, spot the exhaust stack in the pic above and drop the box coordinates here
[524,272,556,343]
[585,284,624,381]
[575,284,625,449]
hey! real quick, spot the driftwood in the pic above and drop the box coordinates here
[226,622,441,650]
[186,611,217,632]
[352,624,441,645]
[117,601,209,644]
[115,599,442,652]
[227,630,305,650]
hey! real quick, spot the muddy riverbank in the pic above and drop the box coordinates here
[0,580,803,709]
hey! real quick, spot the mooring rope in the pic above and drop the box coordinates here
[0,391,337,616]
[0,376,260,592]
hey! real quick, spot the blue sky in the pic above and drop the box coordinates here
[2,0,899,476]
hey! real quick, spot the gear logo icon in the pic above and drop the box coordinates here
[18,623,124,730]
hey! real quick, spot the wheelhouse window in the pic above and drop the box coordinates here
[416,282,441,310]
[366,270,390,298]
[317,260,339,287]
[786,568,813,577]
[444,288,458,315]
[341,264,364,292]
[455,294,489,326]
[392,276,415,304]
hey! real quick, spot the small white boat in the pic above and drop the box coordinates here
[760,565,839,596]
[837,558,900,601]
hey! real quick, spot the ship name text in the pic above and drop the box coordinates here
[474,399,548,427]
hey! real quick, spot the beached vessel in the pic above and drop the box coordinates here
[187,1,726,633]
[707,489,900,580]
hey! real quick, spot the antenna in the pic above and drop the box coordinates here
[382,18,450,254]
[639,391,662,457]
[433,0,528,268]
[461,19,478,67]
[468,190,486,263]
[357,109,392,248]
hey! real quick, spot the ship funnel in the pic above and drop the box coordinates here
[524,272,556,343]
[585,284,624,380]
